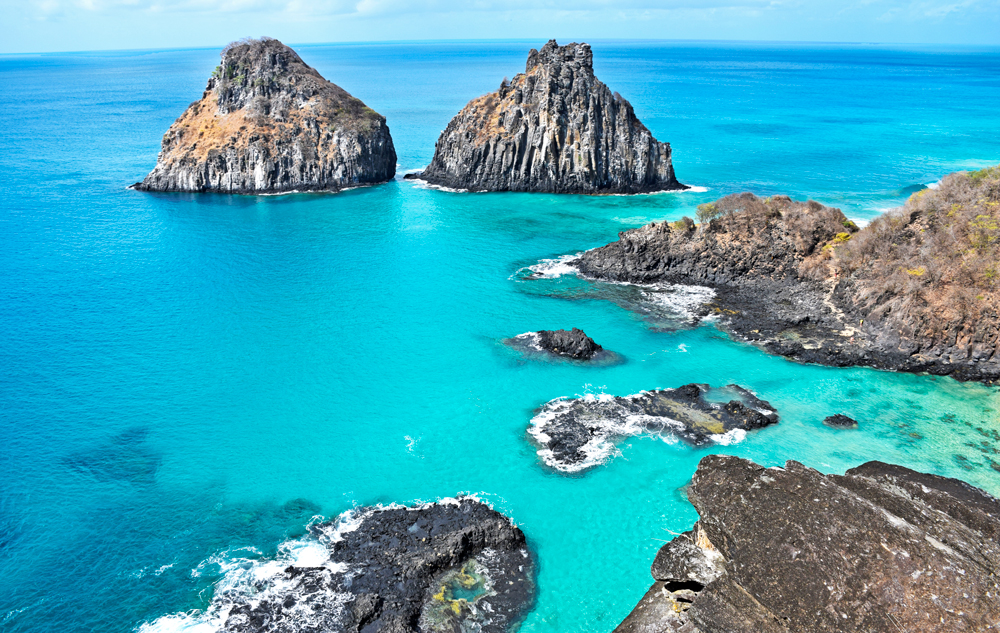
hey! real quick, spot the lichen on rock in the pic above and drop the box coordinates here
[616,455,1000,632]
[408,40,684,194]
[135,37,396,194]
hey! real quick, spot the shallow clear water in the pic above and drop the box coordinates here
[1,40,999,633]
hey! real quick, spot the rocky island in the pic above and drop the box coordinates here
[407,40,684,194]
[134,37,396,194]
[573,166,1000,382]
[616,455,1000,632]
[529,384,778,472]
[196,497,534,633]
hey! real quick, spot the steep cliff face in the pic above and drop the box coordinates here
[409,40,683,194]
[617,455,1000,633]
[573,177,1000,383]
[135,37,396,194]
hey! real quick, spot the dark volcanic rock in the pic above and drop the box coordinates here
[573,175,1000,383]
[407,40,684,194]
[536,328,603,359]
[528,384,778,472]
[135,37,396,194]
[823,413,858,428]
[200,498,534,633]
[616,455,1000,633]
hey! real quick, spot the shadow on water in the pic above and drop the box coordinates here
[0,480,324,633]
[62,427,162,485]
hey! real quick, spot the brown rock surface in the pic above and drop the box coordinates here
[573,167,1000,382]
[616,455,1000,632]
[135,37,395,194]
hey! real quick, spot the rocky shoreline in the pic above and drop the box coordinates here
[185,497,534,633]
[135,38,396,194]
[407,40,684,194]
[572,174,1000,383]
[616,455,1000,632]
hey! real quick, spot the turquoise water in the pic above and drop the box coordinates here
[1,40,1000,632]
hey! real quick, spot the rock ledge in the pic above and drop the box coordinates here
[616,455,1000,632]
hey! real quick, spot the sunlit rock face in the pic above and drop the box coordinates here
[410,40,684,194]
[136,37,395,194]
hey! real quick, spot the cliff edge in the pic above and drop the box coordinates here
[574,166,1000,382]
[408,40,684,194]
[616,455,1000,632]
[135,37,396,194]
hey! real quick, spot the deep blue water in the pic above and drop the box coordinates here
[1,40,999,633]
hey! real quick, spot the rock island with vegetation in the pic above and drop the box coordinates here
[574,166,1000,382]
[135,37,396,194]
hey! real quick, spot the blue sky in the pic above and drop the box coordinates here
[2,0,998,54]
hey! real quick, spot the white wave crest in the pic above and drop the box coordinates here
[519,253,583,279]
[405,178,472,194]
[640,284,716,322]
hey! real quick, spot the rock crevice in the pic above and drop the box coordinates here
[616,455,1000,633]
[409,40,684,194]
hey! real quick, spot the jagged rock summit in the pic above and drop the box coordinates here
[408,40,684,194]
[135,37,396,194]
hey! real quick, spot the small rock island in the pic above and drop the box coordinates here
[200,498,534,633]
[530,384,778,472]
[616,455,1000,632]
[135,37,396,194]
[536,328,604,360]
[407,40,684,193]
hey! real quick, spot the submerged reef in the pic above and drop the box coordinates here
[407,40,684,193]
[179,498,534,633]
[135,37,396,194]
[574,166,1000,383]
[528,384,778,473]
[616,455,1000,632]
[823,413,859,429]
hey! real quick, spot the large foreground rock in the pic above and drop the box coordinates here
[529,384,778,473]
[573,177,1000,383]
[616,455,1000,632]
[188,498,534,633]
[135,37,396,194]
[408,40,684,193]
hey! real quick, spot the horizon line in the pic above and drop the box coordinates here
[4,36,999,58]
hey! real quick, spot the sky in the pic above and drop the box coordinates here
[1,0,998,54]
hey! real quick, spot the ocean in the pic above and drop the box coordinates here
[1,39,999,632]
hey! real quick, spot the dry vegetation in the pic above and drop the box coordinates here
[832,166,1000,349]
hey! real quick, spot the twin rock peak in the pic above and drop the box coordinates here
[135,38,685,195]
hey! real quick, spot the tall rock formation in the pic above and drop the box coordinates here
[135,37,396,194]
[617,455,1000,632]
[408,40,684,194]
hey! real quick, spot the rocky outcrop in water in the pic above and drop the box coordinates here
[536,328,603,359]
[616,455,1000,633]
[573,175,1000,383]
[135,37,396,194]
[406,40,684,194]
[204,498,534,633]
[529,384,777,473]
[823,413,858,428]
